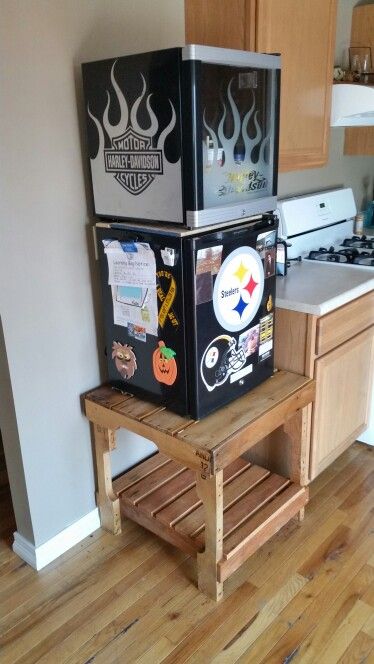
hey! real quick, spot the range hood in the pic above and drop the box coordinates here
[330,83,374,126]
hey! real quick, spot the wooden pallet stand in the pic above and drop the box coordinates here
[84,370,315,600]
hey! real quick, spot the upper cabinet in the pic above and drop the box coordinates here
[185,0,337,172]
[344,5,374,156]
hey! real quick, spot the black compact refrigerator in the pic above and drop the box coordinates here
[96,214,277,419]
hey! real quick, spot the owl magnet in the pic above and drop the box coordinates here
[152,341,177,386]
[112,341,137,379]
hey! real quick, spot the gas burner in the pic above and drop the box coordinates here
[342,236,374,250]
[337,248,358,262]
[353,255,374,267]
[307,251,348,263]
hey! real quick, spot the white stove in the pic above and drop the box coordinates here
[277,187,374,446]
[277,187,374,269]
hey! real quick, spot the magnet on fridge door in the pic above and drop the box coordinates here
[152,341,178,386]
[200,334,246,392]
[112,341,137,379]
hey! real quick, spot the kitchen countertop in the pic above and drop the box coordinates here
[275,260,374,315]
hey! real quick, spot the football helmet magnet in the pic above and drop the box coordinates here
[200,335,246,392]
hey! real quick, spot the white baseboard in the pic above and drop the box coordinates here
[13,508,100,570]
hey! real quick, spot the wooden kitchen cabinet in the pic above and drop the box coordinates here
[311,327,374,477]
[184,0,337,172]
[344,5,374,156]
[274,291,374,480]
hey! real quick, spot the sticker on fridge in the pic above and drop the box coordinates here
[213,246,264,332]
[156,270,179,330]
[103,240,158,335]
[152,341,178,386]
[239,324,260,358]
[112,341,137,380]
[196,245,223,276]
[264,247,276,278]
[128,323,146,342]
[259,313,274,361]
[200,334,246,392]
[256,230,277,257]
[111,285,158,336]
[103,240,156,288]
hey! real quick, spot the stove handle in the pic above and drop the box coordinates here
[276,239,289,276]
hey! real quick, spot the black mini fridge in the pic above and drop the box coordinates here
[95,214,277,419]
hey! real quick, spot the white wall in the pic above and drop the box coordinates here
[0,0,185,547]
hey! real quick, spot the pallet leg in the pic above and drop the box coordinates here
[196,471,223,601]
[283,405,311,487]
[93,423,121,535]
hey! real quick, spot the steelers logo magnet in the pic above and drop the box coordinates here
[213,247,264,332]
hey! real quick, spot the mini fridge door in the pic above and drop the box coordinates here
[182,46,281,228]
[186,216,278,419]
[96,225,188,414]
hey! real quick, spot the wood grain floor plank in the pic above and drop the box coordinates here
[1,534,162,663]
[337,629,373,664]
[0,442,372,664]
[36,547,190,664]
[317,600,373,664]
[0,521,142,624]
[255,540,374,664]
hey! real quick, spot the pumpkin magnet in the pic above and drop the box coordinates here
[153,341,177,386]
[112,341,137,380]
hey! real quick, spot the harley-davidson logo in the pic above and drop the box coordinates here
[104,127,163,195]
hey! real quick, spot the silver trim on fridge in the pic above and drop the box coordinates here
[182,45,281,70]
[186,196,277,228]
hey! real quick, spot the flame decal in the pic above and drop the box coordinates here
[130,74,158,137]
[88,61,176,163]
[203,79,272,208]
[88,105,105,155]
[102,63,129,140]
[203,82,270,168]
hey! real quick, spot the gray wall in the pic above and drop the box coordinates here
[0,0,185,547]
[0,0,373,550]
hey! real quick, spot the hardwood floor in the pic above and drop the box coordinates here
[0,441,373,663]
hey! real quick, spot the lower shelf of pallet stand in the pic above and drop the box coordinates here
[113,452,308,582]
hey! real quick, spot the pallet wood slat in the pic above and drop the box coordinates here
[223,484,307,559]
[85,384,133,409]
[218,487,308,582]
[121,460,186,505]
[136,469,196,515]
[112,452,170,496]
[176,372,311,449]
[121,502,201,556]
[174,464,270,539]
[220,474,290,540]
[193,473,290,549]
[112,397,165,421]
[114,454,306,583]
[142,409,196,435]
[156,457,251,528]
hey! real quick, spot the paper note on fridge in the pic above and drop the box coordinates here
[111,285,158,336]
[103,240,156,288]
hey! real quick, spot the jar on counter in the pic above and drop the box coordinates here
[354,212,364,235]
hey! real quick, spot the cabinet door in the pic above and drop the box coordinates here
[344,5,374,156]
[254,0,337,172]
[185,0,249,50]
[310,326,374,479]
